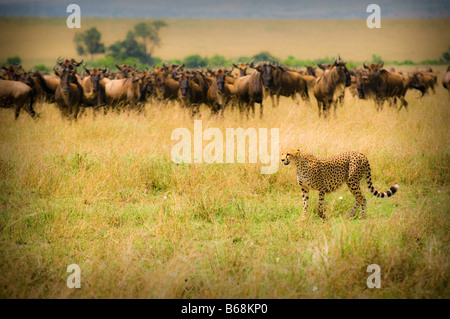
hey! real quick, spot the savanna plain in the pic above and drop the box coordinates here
[0,18,449,298]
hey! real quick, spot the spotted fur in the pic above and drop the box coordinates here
[281,149,399,219]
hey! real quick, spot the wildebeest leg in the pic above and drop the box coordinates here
[24,94,37,119]
[333,100,338,118]
[300,91,309,105]
[323,99,331,119]
[317,101,322,118]
[375,98,382,111]
[270,92,276,108]
[191,104,200,118]
[78,106,87,117]
[14,104,21,120]
[249,101,255,119]
[292,93,300,106]
[72,104,80,121]
[259,101,263,119]
[398,97,408,112]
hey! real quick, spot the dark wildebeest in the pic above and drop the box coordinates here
[235,67,264,118]
[313,58,351,118]
[178,72,204,116]
[0,79,37,119]
[206,68,236,116]
[253,61,309,108]
[442,66,450,94]
[103,71,144,111]
[115,64,136,79]
[153,71,180,103]
[359,62,410,111]
[79,65,108,114]
[408,71,437,96]
[1,64,23,81]
[30,71,60,104]
[138,70,156,104]
[54,63,83,120]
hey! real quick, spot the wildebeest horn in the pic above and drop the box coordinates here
[248,58,255,67]
[72,58,83,67]
[363,62,369,69]
[53,65,61,76]
[56,56,64,65]
[379,61,384,68]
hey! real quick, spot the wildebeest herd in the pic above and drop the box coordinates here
[0,56,449,120]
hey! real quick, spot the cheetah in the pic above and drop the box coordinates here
[281,149,399,220]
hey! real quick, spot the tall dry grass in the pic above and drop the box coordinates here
[0,83,448,298]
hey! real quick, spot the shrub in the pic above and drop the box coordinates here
[184,54,208,68]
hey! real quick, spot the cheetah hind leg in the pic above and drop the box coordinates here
[346,182,367,219]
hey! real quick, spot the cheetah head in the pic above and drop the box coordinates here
[281,149,300,166]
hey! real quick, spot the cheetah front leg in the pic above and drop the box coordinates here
[301,187,309,220]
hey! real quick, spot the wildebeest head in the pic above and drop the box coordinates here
[19,71,35,88]
[1,64,23,81]
[363,62,384,76]
[84,65,108,92]
[115,64,136,78]
[355,70,369,99]
[306,66,316,77]
[232,59,253,77]
[178,73,190,99]
[215,69,226,93]
[54,65,75,93]
[252,61,275,89]
[56,56,83,74]
[333,56,352,87]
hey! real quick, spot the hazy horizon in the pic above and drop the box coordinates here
[0,0,449,19]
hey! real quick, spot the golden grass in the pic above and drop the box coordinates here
[0,84,449,298]
[0,18,449,68]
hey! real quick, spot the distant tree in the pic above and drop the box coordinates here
[74,27,105,60]
[252,51,276,63]
[208,55,227,67]
[184,55,208,68]
[6,56,22,65]
[371,54,383,64]
[133,20,168,56]
[107,21,167,65]
[107,31,150,64]
[33,64,50,72]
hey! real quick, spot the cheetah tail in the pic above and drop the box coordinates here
[365,166,399,198]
